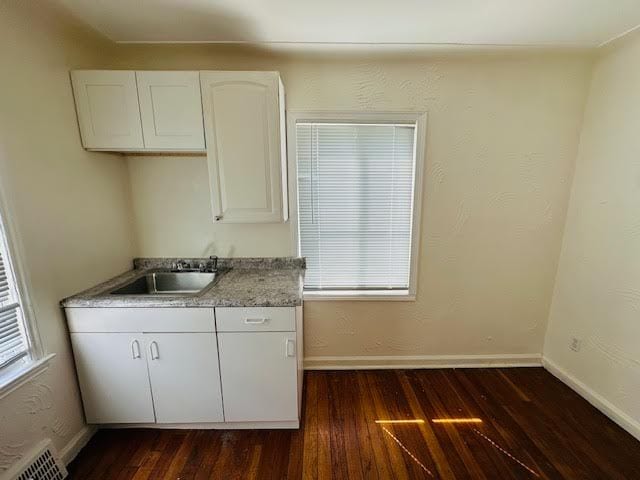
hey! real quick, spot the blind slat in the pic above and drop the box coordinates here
[297,123,416,290]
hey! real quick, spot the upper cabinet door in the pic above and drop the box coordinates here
[136,71,205,151]
[200,71,288,223]
[70,70,144,150]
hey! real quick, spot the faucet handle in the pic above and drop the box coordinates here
[173,260,191,271]
[208,255,218,272]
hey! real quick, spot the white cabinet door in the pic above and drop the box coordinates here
[200,71,287,223]
[145,333,224,423]
[218,332,298,422]
[70,70,144,150]
[136,71,205,150]
[70,333,155,424]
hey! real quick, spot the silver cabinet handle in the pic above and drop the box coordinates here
[131,340,141,359]
[244,318,267,324]
[285,339,296,357]
[150,341,160,360]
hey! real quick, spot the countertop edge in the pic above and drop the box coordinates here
[60,258,305,309]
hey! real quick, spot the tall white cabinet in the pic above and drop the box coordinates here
[200,71,288,223]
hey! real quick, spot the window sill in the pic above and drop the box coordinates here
[303,290,416,301]
[0,353,55,400]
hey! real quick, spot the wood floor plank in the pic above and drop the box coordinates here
[451,369,562,479]
[67,368,640,480]
[301,371,319,480]
[397,370,456,479]
[316,372,333,480]
[333,372,365,480]
[356,371,395,479]
[413,370,491,479]
[365,370,414,479]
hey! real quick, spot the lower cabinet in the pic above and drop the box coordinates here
[71,332,223,424]
[146,333,224,423]
[67,306,302,428]
[71,333,155,424]
[218,332,298,422]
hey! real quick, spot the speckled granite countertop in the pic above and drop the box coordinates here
[61,257,305,308]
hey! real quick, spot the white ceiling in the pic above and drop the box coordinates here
[61,0,640,48]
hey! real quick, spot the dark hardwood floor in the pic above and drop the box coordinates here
[67,368,640,479]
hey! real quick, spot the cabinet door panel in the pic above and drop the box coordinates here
[200,71,285,223]
[218,332,298,422]
[145,333,224,423]
[70,70,144,149]
[70,333,154,424]
[136,71,205,150]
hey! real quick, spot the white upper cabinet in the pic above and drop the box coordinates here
[136,71,205,151]
[71,70,205,152]
[200,71,288,223]
[71,70,144,150]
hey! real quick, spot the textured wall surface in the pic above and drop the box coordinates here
[116,46,592,359]
[544,33,640,428]
[0,2,136,472]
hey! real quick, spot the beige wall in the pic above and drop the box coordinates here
[0,1,136,471]
[544,33,640,435]
[116,46,592,362]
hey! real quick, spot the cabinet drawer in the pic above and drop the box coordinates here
[66,308,215,333]
[215,307,295,332]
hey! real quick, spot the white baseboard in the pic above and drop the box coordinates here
[543,357,640,441]
[303,353,542,370]
[60,425,97,466]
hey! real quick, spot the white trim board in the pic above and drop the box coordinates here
[303,354,542,370]
[60,425,97,466]
[542,357,640,442]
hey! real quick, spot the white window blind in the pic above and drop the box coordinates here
[0,217,28,369]
[296,122,417,291]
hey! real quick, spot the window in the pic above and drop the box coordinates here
[291,112,425,298]
[0,205,34,374]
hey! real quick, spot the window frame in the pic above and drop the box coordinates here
[286,111,427,301]
[0,182,46,394]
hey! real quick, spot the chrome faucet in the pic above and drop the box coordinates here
[200,256,218,272]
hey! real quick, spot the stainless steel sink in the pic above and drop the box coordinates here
[110,272,217,295]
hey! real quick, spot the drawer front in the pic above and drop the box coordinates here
[66,307,215,333]
[215,307,295,332]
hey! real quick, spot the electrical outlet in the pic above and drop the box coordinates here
[570,337,582,352]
